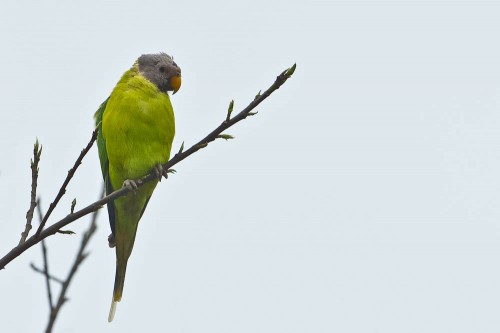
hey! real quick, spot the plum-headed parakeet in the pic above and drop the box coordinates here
[94,53,181,322]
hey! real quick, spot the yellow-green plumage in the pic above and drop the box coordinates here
[94,53,181,322]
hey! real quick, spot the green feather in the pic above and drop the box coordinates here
[94,98,110,178]
[95,98,116,234]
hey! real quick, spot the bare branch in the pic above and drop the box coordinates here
[166,63,297,170]
[44,188,102,333]
[19,140,42,245]
[30,264,64,284]
[35,200,54,311]
[0,64,296,270]
[35,129,97,237]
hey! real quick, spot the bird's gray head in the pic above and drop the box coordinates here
[137,53,182,94]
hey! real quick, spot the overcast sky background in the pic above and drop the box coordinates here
[1,1,500,332]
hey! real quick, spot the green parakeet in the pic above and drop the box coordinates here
[94,53,181,322]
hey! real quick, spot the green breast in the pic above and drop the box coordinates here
[102,67,175,190]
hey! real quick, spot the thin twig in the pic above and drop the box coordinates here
[166,64,297,170]
[0,64,296,270]
[35,129,97,237]
[19,140,42,245]
[44,188,102,333]
[30,264,64,284]
[36,200,54,311]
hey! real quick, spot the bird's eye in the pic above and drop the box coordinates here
[159,66,166,73]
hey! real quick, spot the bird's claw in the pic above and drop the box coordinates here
[108,233,116,248]
[123,179,139,191]
[153,164,164,182]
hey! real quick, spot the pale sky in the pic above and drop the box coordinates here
[1,1,500,332]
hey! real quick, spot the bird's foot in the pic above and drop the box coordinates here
[153,164,165,182]
[123,179,139,192]
[108,233,116,248]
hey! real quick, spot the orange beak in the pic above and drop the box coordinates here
[170,75,182,94]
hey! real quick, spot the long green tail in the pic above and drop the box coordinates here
[108,225,137,322]
[107,186,153,322]
[108,260,128,322]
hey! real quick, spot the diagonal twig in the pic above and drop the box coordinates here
[44,188,102,333]
[0,64,296,270]
[36,200,54,311]
[35,130,97,238]
[30,263,64,284]
[167,64,297,169]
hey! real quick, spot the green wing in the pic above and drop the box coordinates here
[94,98,109,178]
[94,97,116,234]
